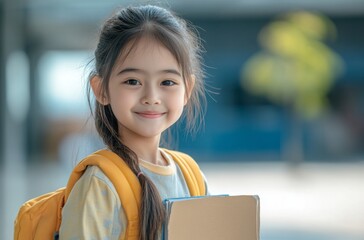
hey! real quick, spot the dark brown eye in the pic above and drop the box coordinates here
[124,79,140,85]
[161,80,176,86]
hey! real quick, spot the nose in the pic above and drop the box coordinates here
[141,86,161,105]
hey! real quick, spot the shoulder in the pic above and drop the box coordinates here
[162,149,201,172]
[161,148,197,163]
[162,149,208,195]
[61,166,125,239]
[161,148,200,175]
[71,165,120,203]
[83,165,115,185]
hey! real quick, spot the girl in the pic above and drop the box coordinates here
[59,5,208,240]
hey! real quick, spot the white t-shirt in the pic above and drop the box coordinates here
[59,149,207,240]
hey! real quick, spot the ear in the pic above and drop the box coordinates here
[184,74,195,105]
[90,75,109,105]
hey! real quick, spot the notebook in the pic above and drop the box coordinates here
[163,195,260,240]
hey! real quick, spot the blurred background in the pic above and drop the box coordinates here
[1,0,364,239]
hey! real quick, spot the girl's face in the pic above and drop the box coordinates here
[107,37,188,142]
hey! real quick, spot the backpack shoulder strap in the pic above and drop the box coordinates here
[65,149,141,239]
[162,149,206,196]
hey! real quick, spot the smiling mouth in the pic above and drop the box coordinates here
[136,111,165,119]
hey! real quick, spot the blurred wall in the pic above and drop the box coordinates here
[177,14,364,162]
[1,1,363,166]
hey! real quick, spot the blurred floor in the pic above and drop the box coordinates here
[201,161,364,240]
[2,159,364,240]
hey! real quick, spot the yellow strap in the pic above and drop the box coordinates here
[163,149,206,196]
[64,149,204,239]
[65,149,141,239]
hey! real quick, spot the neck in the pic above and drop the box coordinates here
[121,134,166,166]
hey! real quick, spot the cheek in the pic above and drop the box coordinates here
[108,92,131,118]
[164,91,184,111]
[173,91,186,106]
[173,94,187,116]
[109,88,134,105]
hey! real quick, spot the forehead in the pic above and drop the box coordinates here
[115,36,180,71]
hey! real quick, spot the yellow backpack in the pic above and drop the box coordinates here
[14,149,206,240]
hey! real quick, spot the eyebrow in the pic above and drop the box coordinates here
[117,68,182,77]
